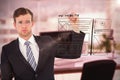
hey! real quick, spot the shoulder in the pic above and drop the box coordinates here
[34,35,56,48]
[2,39,18,49]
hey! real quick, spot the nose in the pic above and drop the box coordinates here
[21,22,29,27]
[21,24,26,27]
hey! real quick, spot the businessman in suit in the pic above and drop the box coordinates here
[1,7,85,80]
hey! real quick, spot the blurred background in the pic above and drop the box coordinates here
[0,0,120,80]
[0,0,120,54]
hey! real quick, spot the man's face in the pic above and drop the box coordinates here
[14,14,34,39]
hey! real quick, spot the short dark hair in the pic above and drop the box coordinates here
[13,7,33,22]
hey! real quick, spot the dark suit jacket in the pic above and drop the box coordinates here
[1,31,85,80]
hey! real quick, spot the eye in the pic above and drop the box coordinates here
[26,20,31,24]
[18,21,22,24]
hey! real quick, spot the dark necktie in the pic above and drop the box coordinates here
[24,41,37,71]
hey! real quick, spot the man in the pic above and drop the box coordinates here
[1,7,85,80]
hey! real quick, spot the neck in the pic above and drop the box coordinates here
[20,34,32,41]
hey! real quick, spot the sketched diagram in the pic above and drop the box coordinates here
[58,17,71,31]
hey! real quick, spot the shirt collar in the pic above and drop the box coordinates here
[18,35,36,46]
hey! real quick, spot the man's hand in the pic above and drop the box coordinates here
[68,13,80,33]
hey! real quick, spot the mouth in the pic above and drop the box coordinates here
[22,30,27,33]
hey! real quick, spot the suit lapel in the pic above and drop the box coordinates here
[14,36,46,72]
[34,36,50,73]
[34,36,44,72]
[14,39,35,72]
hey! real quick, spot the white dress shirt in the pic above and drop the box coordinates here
[18,35,39,64]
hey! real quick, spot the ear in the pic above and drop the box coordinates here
[31,21,34,27]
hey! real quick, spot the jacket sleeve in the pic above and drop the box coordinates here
[1,46,13,80]
[55,31,85,59]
